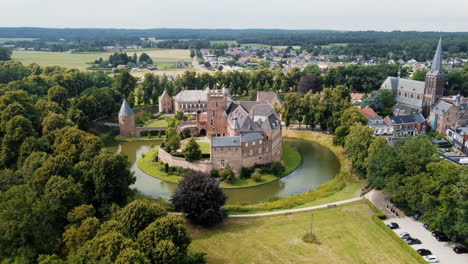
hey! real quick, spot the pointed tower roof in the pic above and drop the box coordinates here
[428,38,443,76]
[161,90,169,98]
[119,99,134,116]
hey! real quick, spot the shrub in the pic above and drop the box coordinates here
[183,138,202,161]
[270,161,285,176]
[220,165,236,184]
[239,167,253,179]
[251,168,262,182]
[210,169,220,178]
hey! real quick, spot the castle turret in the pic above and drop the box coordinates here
[158,90,173,114]
[423,38,445,110]
[118,99,135,137]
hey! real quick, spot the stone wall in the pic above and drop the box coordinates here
[158,148,212,173]
[211,145,242,174]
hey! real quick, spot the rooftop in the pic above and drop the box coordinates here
[212,136,241,147]
[118,99,134,116]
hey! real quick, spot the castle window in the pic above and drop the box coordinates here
[216,102,218,107]
[221,160,225,167]
[258,148,262,154]
[245,143,249,147]
[249,149,253,156]
[210,119,213,125]
[266,147,269,152]
[252,141,256,146]
[259,140,262,144]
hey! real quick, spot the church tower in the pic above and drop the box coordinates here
[423,38,445,109]
[118,99,136,137]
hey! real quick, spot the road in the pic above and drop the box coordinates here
[192,56,211,72]
[228,197,364,218]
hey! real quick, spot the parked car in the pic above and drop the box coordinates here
[387,222,399,229]
[453,246,468,254]
[423,223,429,229]
[423,255,439,263]
[413,213,421,220]
[431,231,443,237]
[417,249,432,256]
[399,232,411,239]
[407,238,422,245]
[435,234,449,242]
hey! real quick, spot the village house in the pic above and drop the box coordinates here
[358,107,394,136]
[383,113,428,136]
[428,94,468,134]
[446,125,468,155]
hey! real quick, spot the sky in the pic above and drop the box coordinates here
[1,0,468,32]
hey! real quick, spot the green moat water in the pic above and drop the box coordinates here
[106,138,340,204]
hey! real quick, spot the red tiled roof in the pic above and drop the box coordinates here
[358,107,378,118]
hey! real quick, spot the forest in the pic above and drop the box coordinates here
[1,28,467,60]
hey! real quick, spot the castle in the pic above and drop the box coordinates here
[380,38,445,116]
[123,88,283,174]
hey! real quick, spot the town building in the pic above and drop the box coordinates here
[428,94,468,134]
[380,38,445,117]
[256,91,283,109]
[383,113,428,136]
[446,125,468,155]
[358,107,393,136]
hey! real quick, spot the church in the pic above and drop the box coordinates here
[380,38,445,117]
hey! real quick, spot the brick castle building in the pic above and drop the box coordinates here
[156,87,283,173]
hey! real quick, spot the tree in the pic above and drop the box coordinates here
[171,172,227,226]
[0,47,12,60]
[137,215,191,264]
[62,217,100,255]
[333,107,367,146]
[113,69,137,100]
[115,248,150,264]
[219,165,235,184]
[344,124,374,177]
[303,64,321,76]
[42,112,73,135]
[37,254,66,264]
[47,85,69,108]
[251,168,262,182]
[412,69,429,81]
[0,168,24,191]
[138,53,153,65]
[115,199,167,238]
[183,138,202,161]
[298,74,322,94]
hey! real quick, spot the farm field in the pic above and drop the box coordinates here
[209,40,299,50]
[11,48,191,72]
[0,38,38,43]
[188,201,421,264]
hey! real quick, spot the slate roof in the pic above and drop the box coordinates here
[387,113,425,124]
[118,99,134,116]
[431,100,453,116]
[173,90,208,103]
[257,91,282,104]
[227,101,280,132]
[381,77,425,95]
[428,38,443,76]
[212,136,241,147]
[392,103,420,116]
[241,133,264,142]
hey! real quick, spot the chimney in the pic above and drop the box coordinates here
[456,94,461,107]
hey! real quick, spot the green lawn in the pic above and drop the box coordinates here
[145,119,168,127]
[189,202,421,264]
[11,48,190,71]
[137,143,301,189]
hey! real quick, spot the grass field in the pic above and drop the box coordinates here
[0,38,38,43]
[137,143,301,189]
[145,119,169,127]
[11,48,191,72]
[189,201,420,264]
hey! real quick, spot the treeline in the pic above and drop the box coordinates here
[338,124,468,243]
[0,61,205,263]
[303,38,468,61]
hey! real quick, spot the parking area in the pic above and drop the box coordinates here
[384,217,468,264]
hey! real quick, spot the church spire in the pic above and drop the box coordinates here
[428,37,443,76]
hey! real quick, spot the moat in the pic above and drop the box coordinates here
[106,138,340,204]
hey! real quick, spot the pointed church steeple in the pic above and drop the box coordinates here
[428,37,443,76]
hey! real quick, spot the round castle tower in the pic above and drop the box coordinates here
[118,99,136,137]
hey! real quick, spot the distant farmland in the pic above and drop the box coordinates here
[11,48,191,71]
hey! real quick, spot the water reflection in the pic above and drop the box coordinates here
[106,138,340,204]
